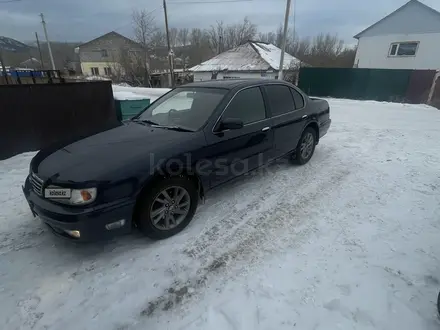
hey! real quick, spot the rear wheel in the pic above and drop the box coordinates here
[293,127,317,165]
[136,177,198,240]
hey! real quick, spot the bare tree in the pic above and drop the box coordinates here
[169,27,179,48]
[150,30,167,48]
[188,28,212,65]
[208,17,257,54]
[232,17,258,47]
[178,28,190,46]
[208,21,225,54]
[258,31,276,44]
[132,9,157,86]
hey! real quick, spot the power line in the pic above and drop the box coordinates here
[0,0,21,3]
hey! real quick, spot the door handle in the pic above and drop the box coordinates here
[262,127,270,132]
[302,115,308,119]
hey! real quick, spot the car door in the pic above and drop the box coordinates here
[203,86,274,188]
[262,84,307,158]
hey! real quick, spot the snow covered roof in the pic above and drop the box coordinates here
[20,58,40,64]
[189,41,300,72]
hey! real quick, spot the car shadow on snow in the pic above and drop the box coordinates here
[38,147,333,259]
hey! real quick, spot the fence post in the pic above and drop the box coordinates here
[47,70,53,84]
[31,71,36,84]
[427,71,440,105]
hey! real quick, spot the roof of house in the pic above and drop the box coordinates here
[78,31,139,48]
[189,41,300,72]
[354,0,440,39]
[20,57,40,64]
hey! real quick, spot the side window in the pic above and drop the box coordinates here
[265,85,295,116]
[223,87,266,125]
[291,88,305,109]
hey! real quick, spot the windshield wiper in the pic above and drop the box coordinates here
[152,125,194,132]
[131,118,159,126]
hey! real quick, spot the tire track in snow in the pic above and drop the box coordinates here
[140,147,353,318]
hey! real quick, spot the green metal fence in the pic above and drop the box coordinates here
[115,99,150,121]
[298,67,412,102]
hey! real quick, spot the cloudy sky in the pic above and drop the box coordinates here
[1,0,439,44]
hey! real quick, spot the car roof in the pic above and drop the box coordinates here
[181,79,292,90]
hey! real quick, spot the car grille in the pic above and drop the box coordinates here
[30,173,44,196]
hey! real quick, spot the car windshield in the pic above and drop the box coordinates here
[138,87,227,131]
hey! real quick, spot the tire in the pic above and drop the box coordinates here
[136,176,198,240]
[293,127,317,165]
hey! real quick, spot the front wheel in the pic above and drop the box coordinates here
[136,177,198,240]
[293,127,317,165]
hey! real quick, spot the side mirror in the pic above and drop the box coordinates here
[219,118,244,131]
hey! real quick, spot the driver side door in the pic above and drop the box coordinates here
[203,86,274,188]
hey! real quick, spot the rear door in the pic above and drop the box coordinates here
[203,86,274,187]
[262,84,307,158]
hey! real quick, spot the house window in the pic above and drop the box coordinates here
[104,67,112,76]
[91,67,99,75]
[101,49,108,57]
[389,42,419,56]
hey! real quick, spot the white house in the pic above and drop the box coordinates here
[354,0,440,70]
[189,41,300,81]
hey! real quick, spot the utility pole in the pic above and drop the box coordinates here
[35,32,45,69]
[163,0,175,88]
[278,0,291,80]
[40,13,56,70]
[218,35,223,55]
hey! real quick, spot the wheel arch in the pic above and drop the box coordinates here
[132,167,205,227]
[304,121,320,143]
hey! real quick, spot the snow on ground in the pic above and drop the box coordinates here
[112,85,170,102]
[1,98,440,330]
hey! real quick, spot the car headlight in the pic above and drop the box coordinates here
[49,188,97,205]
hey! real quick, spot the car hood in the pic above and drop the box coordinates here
[33,121,203,182]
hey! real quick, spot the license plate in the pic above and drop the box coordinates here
[44,188,71,199]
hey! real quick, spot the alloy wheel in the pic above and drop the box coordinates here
[149,186,191,230]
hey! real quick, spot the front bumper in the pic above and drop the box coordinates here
[22,176,135,242]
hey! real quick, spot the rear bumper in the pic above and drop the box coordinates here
[22,176,135,242]
[319,119,331,139]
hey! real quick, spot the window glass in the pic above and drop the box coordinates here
[390,44,398,56]
[397,42,418,56]
[265,85,296,116]
[223,87,266,124]
[139,88,227,131]
[291,88,305,109]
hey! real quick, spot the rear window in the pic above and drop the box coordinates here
[291,88,305,109]
[264,85,295,116]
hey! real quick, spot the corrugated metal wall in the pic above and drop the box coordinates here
[0,81,119,160]
[298,67,436,104]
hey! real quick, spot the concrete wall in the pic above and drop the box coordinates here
[355,33,440,70]
[193,71,278,82]
[79,32,141,76]
[81,62,122,76]
[356,1,440,38]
